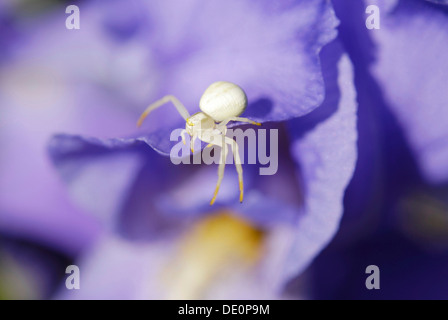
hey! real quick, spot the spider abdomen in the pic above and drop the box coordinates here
[199,81,247,122]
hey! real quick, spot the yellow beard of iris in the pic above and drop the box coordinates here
[163,211,264,299]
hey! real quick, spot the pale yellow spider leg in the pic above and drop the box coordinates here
[180,129,187,145]
[224,136,244,203]
[209,135,228,206]
[206,131,244,204]
[190,133,198,154]
[137,95,190,127]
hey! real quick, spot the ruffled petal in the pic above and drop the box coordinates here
[367,0,448,183]
[47,0,339,155]
[48,133,212,239]
[283,43,358,282]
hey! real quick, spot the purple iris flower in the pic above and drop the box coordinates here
[2,0,447,300]
[307,0,448,299]
[33,0,359,299]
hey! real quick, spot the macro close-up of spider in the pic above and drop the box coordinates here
[137,81,261,205]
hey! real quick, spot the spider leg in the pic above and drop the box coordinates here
[204,134,228,205]
[190,133,198,154]
[224,136,244,203]
[180,129,188,145]
[137,95,190,127]
[205,130,244,204]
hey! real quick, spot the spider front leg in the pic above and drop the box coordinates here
[224,136,244,203]
[205,134,229,206]
[204,133,243,205]
[137,95,190,127]
[180,129,188,145]
[190,133,198,153]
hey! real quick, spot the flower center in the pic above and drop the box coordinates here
[163,211,264,299]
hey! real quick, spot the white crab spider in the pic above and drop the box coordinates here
[137,81,261,205]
